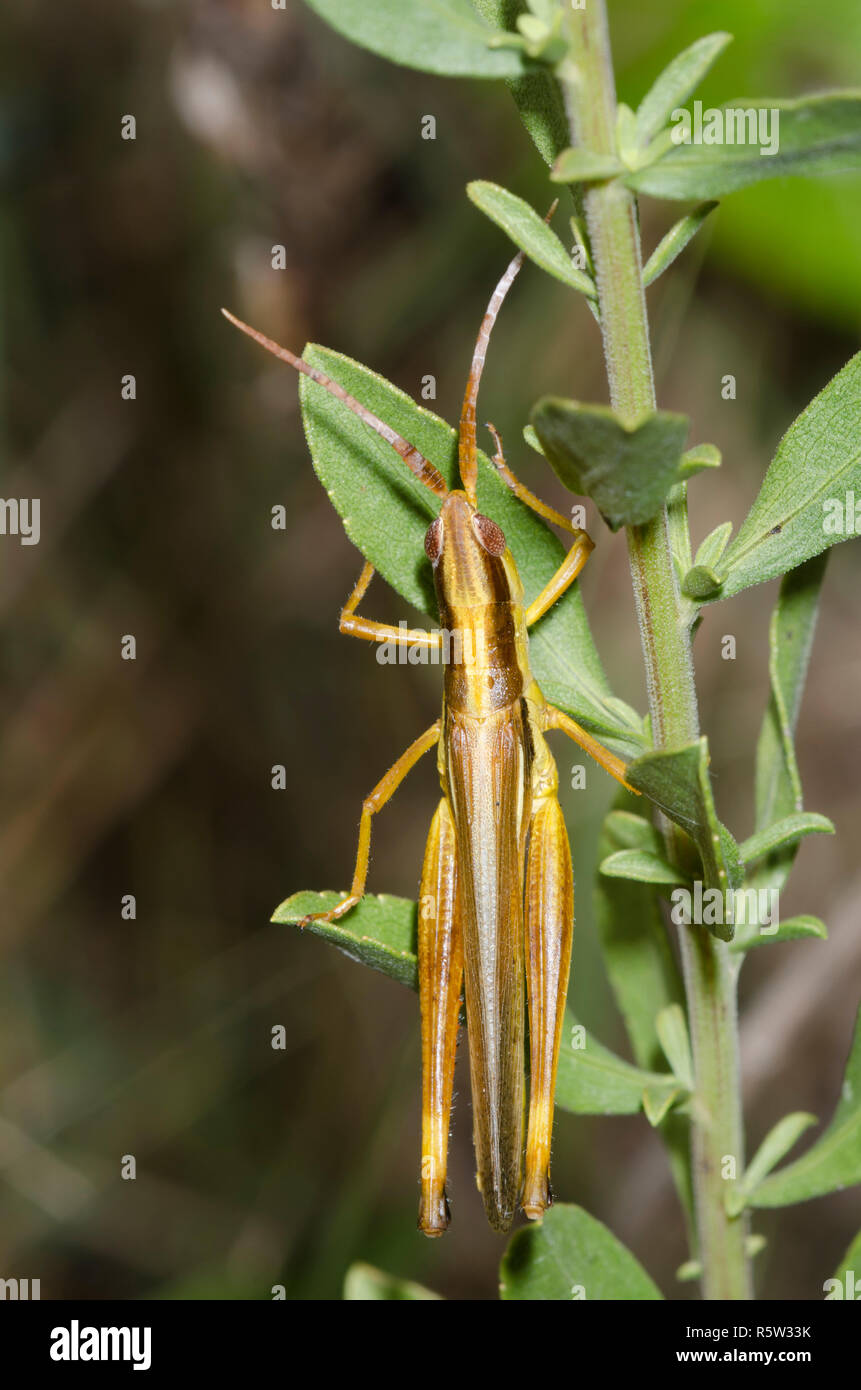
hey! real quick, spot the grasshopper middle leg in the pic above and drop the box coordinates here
[298,720,441,927]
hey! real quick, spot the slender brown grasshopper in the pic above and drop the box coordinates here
[223,248,636,1236]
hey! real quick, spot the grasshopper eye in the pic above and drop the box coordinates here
[472,513,506,556]
[425,516,444,563]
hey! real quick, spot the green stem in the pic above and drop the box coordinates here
[562,1,751,1301]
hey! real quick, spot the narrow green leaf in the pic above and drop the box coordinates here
[740,812,834,867]
[273,891,419,989]
[684,444,722,473]
[626,739,743,941]
[343,1263,443,1300]
[750,554,829,895]
[615,102,639,167]
[600,848,687,887]
[531,399,690,530]
[551,148,624,183]
[701,354,861,601]
[500,1204,663,1300]
[692,519,732,571]
[676,443,722,483]
[298,344,643,747]
[629,93,861,200]
[729,913,828,954]
[467,181,596,296]
[727,1112,819,1216]
[642,203,718,287]
[556,1016,677,1117]
[656,1004,694,1092]
[303,0,531,79]
[634,32,733,148]
[523,423,544,455]
[602,808,663,854]
[751,1007,861,1208]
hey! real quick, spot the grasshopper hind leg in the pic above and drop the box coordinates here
[418,798,464,1237]
[522,791,574,1219]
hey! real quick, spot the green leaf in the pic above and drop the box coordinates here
[343,1263,442,1300]
[726,1112,819,1216]
[729,913,828,954]
[601,808,663,854]
[550,147,624,183]
[642,203,718,287]
[676,442,722,482]
[500,1204,663,1300]
[615,102,639,168]
[691,519,733,571]
[303,0,531,79]
[599,848,687,887]
[556,1016,677,1117]
[628,93,861,200]
[273,891,419,989]
[531,399,690,530]
[634,32,734,149]
[750,554,829,894]
[656,1004,694,1092]
[626,739,742,941]
[699,354,861,601]
[679,512,730,598]
[740,812,834,867]
[523,423,544,455]
[298,344,643,748]
[466,181,596,296]
[750,1007,861,1209]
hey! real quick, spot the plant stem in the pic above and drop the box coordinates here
[562,1,751,1300]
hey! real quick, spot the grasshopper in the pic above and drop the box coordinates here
[223,248,635,1236]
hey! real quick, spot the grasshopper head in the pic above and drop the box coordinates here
[424,490,514,612]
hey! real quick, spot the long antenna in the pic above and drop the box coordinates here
[222,309,449,500]
[458,251,524,506]
[458,201,559,505]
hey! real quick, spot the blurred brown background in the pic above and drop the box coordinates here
[1,0,859,1300]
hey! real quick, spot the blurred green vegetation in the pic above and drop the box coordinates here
[0,0,859,1300]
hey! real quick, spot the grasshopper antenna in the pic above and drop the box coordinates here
[221,308,449,500]
[458,200,559,506]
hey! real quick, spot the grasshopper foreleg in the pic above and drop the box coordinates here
[485,423,595,628]
[339,560,443,650]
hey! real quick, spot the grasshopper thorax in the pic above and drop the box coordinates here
[425,491,528,714]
